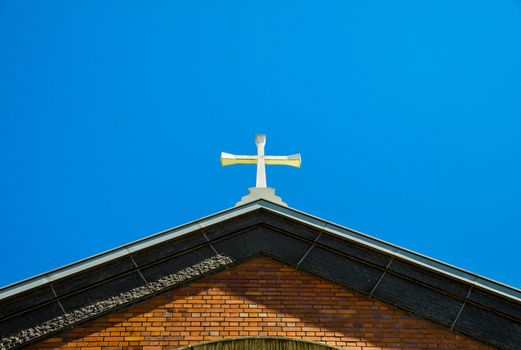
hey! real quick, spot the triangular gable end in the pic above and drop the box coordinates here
[0,200,520,349]
[26,256,493,349]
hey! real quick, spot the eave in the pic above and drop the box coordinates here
[1,200,520,349]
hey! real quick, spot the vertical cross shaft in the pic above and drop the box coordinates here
[256,134,267,188]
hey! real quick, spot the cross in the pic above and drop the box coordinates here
[221,134,301,188]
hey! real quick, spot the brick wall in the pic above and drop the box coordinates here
[30,256,492,349]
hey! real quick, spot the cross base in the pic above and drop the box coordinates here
[235,187,287,207]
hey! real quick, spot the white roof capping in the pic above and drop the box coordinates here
[0,199,519,303]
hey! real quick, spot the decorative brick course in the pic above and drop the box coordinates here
[29,257,492,349]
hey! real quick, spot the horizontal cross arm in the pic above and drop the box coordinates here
[265,154,301,168]
[220,152,257,166]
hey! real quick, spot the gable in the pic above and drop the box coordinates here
[28,257,492,350]
[1,200,520,349]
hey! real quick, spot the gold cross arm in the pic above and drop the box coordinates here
[220,153,301,167]
[220,134,301,188]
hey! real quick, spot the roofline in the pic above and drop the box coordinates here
[0,201,262,299]
[1,199,519,303]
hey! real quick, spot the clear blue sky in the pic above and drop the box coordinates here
[1,1,520,289]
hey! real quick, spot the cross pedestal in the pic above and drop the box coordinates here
[235,187,287,207]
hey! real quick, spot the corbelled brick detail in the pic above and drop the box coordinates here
[29,257,492,349]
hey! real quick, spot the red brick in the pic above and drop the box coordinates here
[28,257,491,350]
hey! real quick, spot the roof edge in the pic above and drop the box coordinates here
[1,199,519,303]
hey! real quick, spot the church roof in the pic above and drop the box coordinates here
[1,199,520,349]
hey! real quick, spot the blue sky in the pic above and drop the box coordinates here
[1,1,520,289]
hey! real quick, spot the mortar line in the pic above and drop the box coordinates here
[130,255,151,287]
[297,232,323,266]
[50,283,68,317]
[202,232,220,255]
[451,286,473,330]
[369,258,394,298]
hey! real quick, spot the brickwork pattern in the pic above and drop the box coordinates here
[30,257,492,349]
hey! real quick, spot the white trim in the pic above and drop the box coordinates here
[1,200,519,303]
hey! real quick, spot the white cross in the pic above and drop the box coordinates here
[221,134,301,188]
